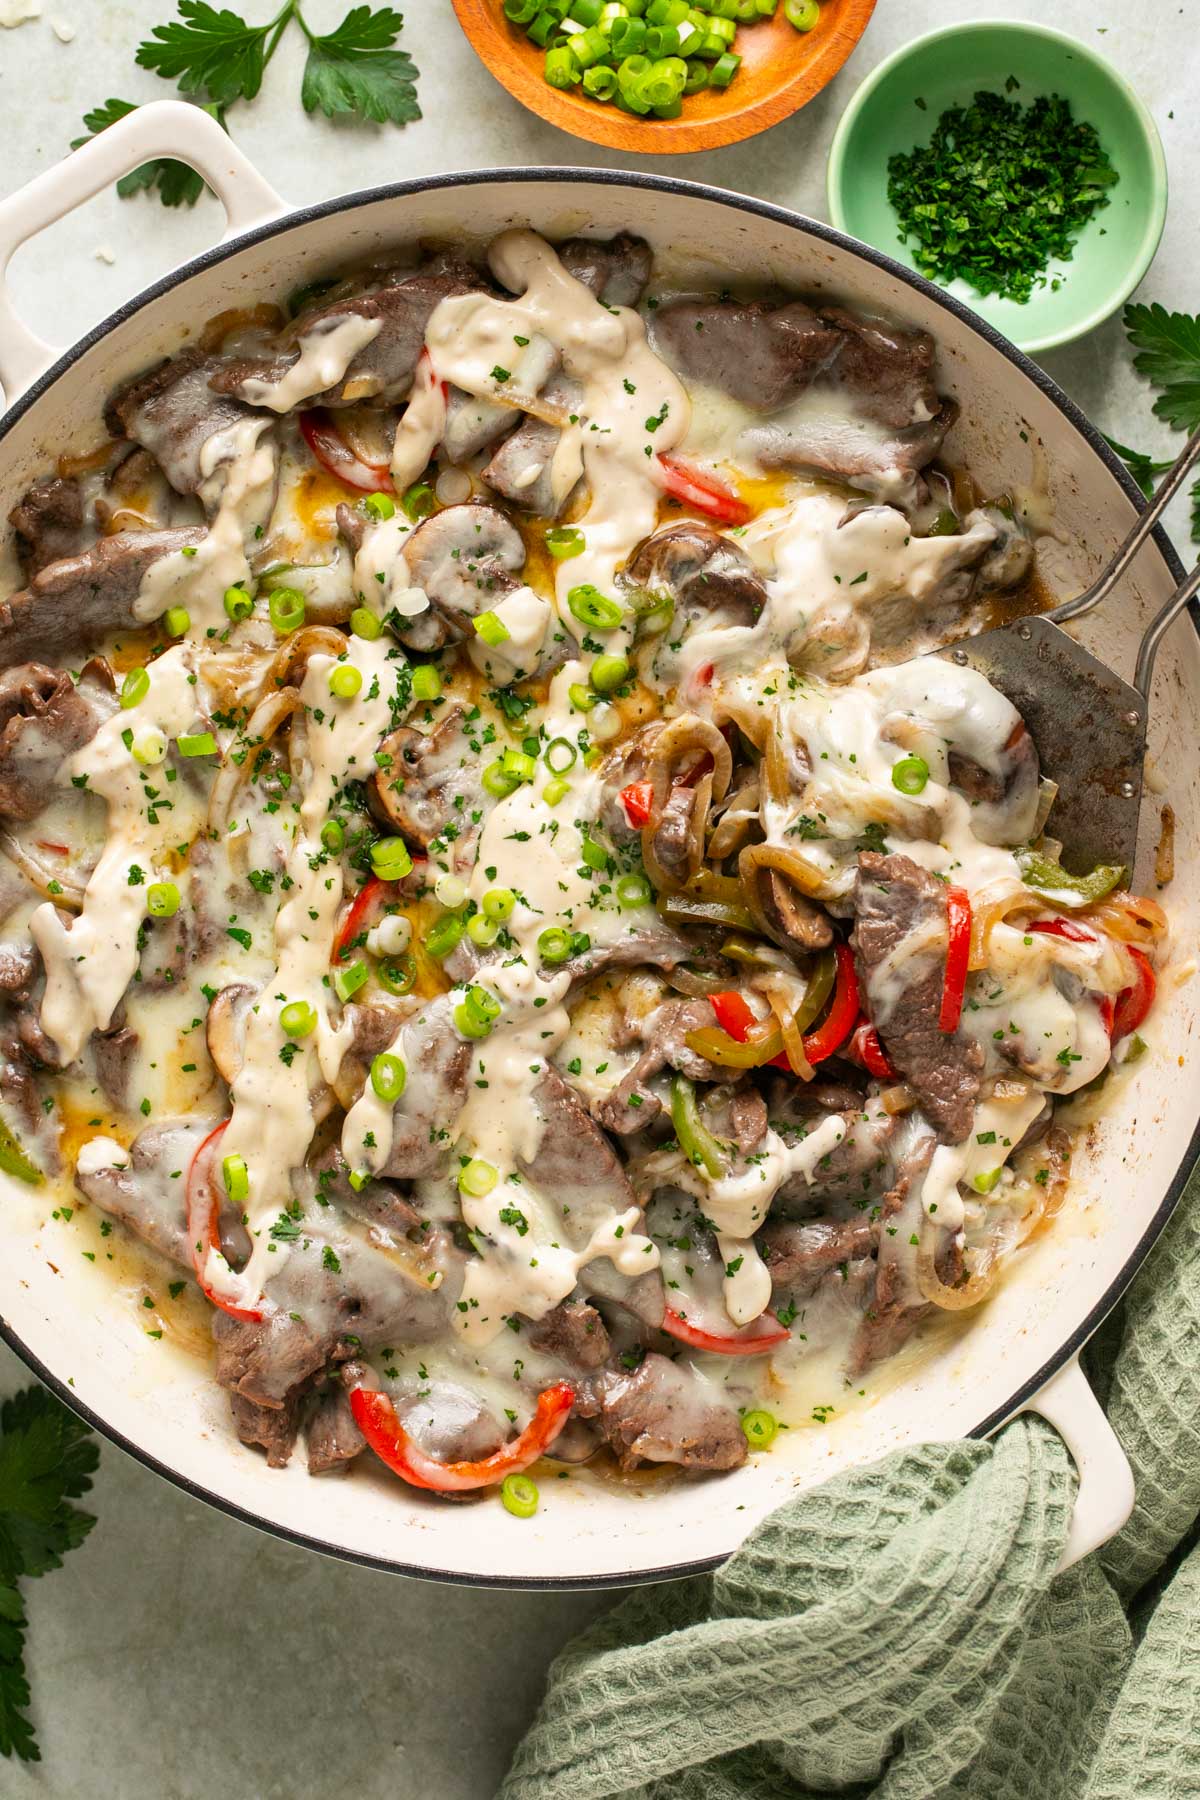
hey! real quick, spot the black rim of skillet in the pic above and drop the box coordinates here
[1,165,1196,1591]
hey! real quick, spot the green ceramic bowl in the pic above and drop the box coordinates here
[826,20,1167,354]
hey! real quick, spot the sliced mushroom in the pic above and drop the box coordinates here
[370,704,482,853]
[756,868,834,953]
[205,983,257,1084]
[624,522,765,627]
[401,503,525,637]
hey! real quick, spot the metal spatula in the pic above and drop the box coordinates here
[936,427,1200,877]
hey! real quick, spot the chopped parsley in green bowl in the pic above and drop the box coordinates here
[827,21,1167,355]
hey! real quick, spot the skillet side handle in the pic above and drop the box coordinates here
[0,99,284,405]
[1020,1354,1134,1573]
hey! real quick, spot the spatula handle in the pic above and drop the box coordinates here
[1134,558,1200,698]
[1051,423,1200,625]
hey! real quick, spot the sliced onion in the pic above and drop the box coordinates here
[208,687,301,830]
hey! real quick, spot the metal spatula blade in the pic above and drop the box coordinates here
[934,426,1200,878]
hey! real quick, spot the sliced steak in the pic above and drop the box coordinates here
[230,1391,301,1469]
[0,659,116,822]
[377,995,469,1179]
[847,1131,941,1376]
[90,1024,139,1111]
[74,1118,216,1266]
[851,852,983,1143]
[0,528,206,665]
[306,1380,367,1475]
[754,867,834,954]
[480,375,581,518]
[761,1216,874,1292]
[819,307,943,433]
[598,1354,747,1471]
[212,254,485,408]
[106,347,261,496]
[9,474,85,577]
[527,1299,611,1369]
[521,1065,639,1244]
[559,232,652,307]
[441,385,519,462]
[592,995,720,1137]
[651,299,842,412]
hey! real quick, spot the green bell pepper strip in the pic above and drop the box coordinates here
[1017,852,1124,907]
[0,1119,43,1185]
[670,1075,727,1179]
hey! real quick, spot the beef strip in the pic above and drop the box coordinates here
[0,658,116,821]
[755,867,834,954]
[651,299,842,411]
[851,852,983,1144]
[598,1354,747,1471]
[8,474,84,578]
[90,1024,139,1111]
[73,1118,216,1266]
[230,1391,302,1469]
[480,376,582,518]
[440,386,520,462]
[0,528,206,665]
[558,233,652,307]
[106,347,262,496]
[211,254,485,409]
[593,995,721,1136]
[305,1378,367,1476]
[526,1299,611,1369]
[767,1079,896,1212]
[847,1132,945,1375]
[760,1216,875,1293]
[377,995,469,1180]
[310,1139,421,1235]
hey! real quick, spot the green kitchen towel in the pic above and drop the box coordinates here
[502,1155,1200,1800]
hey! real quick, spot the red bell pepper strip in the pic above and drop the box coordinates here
[657,454,752,527]
[938,887,972,1034]
[1112,947,1156,1041]
[186,1120,266,1324]
[802,942,860,1065]
[620,781,654,830]
[300,408,392,492]
[1027,918,1097,945]
[848,1020,899,1081]
[710,989,758,1039]
[662,1307,790,1356]
[333,874,394,963]
[349,1381,575,1491]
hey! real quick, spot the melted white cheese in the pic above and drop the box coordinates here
[238,314,382,412]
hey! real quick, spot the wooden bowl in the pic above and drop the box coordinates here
[451,0,878,154]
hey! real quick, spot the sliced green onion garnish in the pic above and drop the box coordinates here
[467,913,500,947]
[370,1052,407,1103]
[350,607,382,641]
[783,0,818,25]
[377,955,417,996]
[329,664,364,699]
[617,872,652,909]
[425,912,466,959]
[401,482,435,522]
[467,984,502,1022]
[545,525,585,560]
[482,758,519,799]
[459,1157,498,1197]
[222,1153,249,1203]
[268,587,306,634]
[224,585,254,622]
[163,607,190,639]
[120,667,149,709]
[482,887,517,921]
[178,732,217,758]
[370,837,414,881]
[412,663,442,701]
[543,777,570,807]
[972,1168,1003,1194]
[320,819,345,854]
[474,610,511,647]
[892,755,930,796]
[146,881,180,919]
[580,836,609,872]
[590,653,630,693]
[544,737,577,774]
[741,1409,777,1450]
[567,584,624,630]
[363,491,396,521]
[333,960,369,1002]
[132,729,167,767]
[500,1472,539,1518]
[280,1000,317,1038]
[568,682,596,713]
[537,926,572,965]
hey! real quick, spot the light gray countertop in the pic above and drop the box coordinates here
[0,1,1196,1793]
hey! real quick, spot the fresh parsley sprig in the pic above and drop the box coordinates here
[0,1386,98,1762]
[1109,303,1200,547]
[75,1,419,208]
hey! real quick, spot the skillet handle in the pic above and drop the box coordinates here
[0,99,284,405]
[1020,1354,1133,1573]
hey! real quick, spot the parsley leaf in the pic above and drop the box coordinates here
[1123,303,1200,432]
[71,100,208,208]
[136,0,272,105]
[0,1387,99,1763]
[1102,435,1172,499]
[301,6,421,125]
